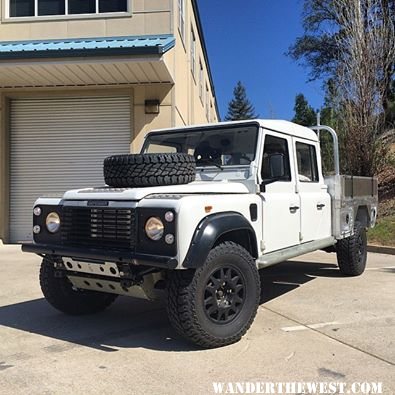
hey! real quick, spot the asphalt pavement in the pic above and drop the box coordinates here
[0,246,393,394]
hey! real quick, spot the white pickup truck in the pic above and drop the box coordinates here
[22,120,378,348]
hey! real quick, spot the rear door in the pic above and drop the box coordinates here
[260,131,300,253]
[293,139,331,242]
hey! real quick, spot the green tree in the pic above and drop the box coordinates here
[225,81,258,121]
[289,0,395,176]
[318,81,341,174]
[292,93,317,126]
[288,0,395,127]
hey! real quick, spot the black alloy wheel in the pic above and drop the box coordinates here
[203,266,245,324]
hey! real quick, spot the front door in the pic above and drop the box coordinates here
[260,131,300,253]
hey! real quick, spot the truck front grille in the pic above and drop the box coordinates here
[62,207,137,250]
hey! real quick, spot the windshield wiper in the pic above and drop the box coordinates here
[198,158,224,170]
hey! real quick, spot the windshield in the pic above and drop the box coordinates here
[142,125,259,167]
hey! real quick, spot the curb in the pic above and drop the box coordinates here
[367,245,395,255]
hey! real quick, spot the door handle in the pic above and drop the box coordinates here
[289,205,300,213]
[316,203,325,210]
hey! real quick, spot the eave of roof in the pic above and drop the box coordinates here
[0,34,175,60]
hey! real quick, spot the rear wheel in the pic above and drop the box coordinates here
[336,221,367,276]
[40,258,117,315]
[167,242,260,348]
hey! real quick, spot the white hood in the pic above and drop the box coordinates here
[62,180,250,201]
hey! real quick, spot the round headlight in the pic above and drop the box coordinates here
[46,212,61,233]
[145,217,164,241]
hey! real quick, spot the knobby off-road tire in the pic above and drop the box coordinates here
[336,221,367,276]
[167,242,260,348]
[40,258,117,315]
[103,153,196,188]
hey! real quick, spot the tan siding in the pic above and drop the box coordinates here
[0,0,172,41]
[132,84,173,153]
[105,15,147,37]
[172,0,218,126]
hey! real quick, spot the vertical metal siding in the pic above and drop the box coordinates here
[10,96,132,243]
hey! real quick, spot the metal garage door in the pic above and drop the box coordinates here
[9,96,132,243]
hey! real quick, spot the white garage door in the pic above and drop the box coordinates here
[10,96,132,243]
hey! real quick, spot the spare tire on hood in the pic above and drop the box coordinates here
[103,153,196,188]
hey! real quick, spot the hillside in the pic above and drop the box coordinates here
[368,133,395,246]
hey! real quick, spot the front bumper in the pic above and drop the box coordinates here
[21,243,178,269]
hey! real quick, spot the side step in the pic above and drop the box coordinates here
[257,237,336,269]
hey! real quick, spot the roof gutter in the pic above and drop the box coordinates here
[0,35,176,60]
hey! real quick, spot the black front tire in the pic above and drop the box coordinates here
[336,221,367,276]
[40,258,118,315]
[167,242,260,348]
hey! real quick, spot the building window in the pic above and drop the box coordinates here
[99,0,127,13]
[178,0,185,43]
[206,84,209,120]
[199,60,204,101]
[210,101,213,123]
[10,0,34,17]
[38,0,65,16]
[9,0,128,18]
[296,142,319,182]
[68,0,95,15]
[190,28,196,78]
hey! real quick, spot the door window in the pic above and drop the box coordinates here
[261,135,291,182]
[296,142,319,182]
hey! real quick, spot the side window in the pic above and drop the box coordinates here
[190,28,196,77]
[296,142,319,182]
[261,135,291,182]
[178,0,186,43]
[199,59,204,101]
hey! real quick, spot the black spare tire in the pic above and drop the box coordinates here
[103,153,196,188]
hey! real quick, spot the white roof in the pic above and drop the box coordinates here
[256,119,318,142]
[148,119,319,142]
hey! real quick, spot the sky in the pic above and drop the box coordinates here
[198,0,325,121]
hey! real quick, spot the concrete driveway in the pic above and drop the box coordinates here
[0,246,394,394]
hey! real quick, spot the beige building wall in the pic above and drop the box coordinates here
[172,0,218,127]
[0,0,219,242]
[0,0,173,40]
[132,83,174,152]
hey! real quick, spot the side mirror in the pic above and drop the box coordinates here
[269,153,285,178]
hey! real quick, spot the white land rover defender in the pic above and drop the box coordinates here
[22,120,378,348]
